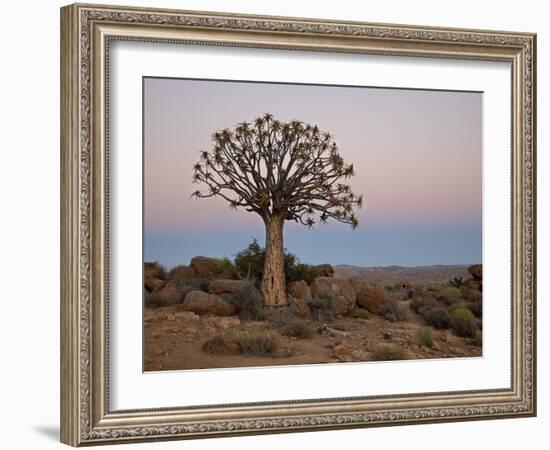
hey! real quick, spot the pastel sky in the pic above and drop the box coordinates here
[144,77,482,268]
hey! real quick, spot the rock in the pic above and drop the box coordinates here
[173,310,200,321]
[201,315,241,330]
[468,264,482,281]
[314,264,334,277]
[182,290,236,316]
[209,280,263,320]
[286,281,313,319]
[209,279,249,294]
[202,336,241,355]
[311,277,356,315]
[383,331,393,340]
[154,281,185,306]
[333,344,352,361]
[168,265,194,282]
[402,281,412,290]
[356,285,388,314]
[144,277,166,293]
[287,280,312,301]
[190,256,238,280]
[288,295,313,320]
[144,261,166,280]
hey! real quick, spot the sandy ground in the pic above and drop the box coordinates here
[144,303,482,371]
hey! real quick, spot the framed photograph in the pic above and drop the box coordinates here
[60,3,536,446]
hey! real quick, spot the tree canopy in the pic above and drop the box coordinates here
[191,113,363,229]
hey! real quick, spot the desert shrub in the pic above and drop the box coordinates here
[352,308,370,320]
[279,317,315,339]
[410,296,437,314]
[448,276,464,288]
[419,304,451,329]
[233,331,277,356]
[370,345,408,361]
[226,283,264,321]
[466,299,483,319]
[144,291,163,308]
[202,336,241,355]
[437,287,462,307]
[379,298,409,322]
[472,330,483,347]
[416,327,434,348]
[450,307,478,337]
[309,296,334,322]
[144,261,167,280]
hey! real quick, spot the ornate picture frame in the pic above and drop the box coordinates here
[60,3,536,446]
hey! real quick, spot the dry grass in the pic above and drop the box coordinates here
[370,345,408,361]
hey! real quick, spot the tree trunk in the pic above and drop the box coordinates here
[261,214,287,306]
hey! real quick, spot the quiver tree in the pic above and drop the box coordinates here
[192,113,363,306]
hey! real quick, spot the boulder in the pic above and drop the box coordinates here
[311,277,356,315]
[182,290,236,316]
[190,256,238,280]
[286,280,312,302]
[209,279,251,295]
[288,295,313,320]
[168,265,194,282]
[144,261,166,280]
[314,264,334,278]
[155,281,185,306]
[356,285,388,314]
[144,277,166,293]
[468,264,482,281]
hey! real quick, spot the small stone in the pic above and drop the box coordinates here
[383,331,392,340]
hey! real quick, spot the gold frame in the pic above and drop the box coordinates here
[60,3,537,446]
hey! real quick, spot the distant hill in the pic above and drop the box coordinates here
[334,264,472,287]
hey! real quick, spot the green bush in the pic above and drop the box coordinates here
[416,327,434,348]
[233,331,277,356]
[352,308,370,320]
[450,307,478,337]
[370,345,408,361]
[379,298,409,322]
[233,239,319,285]
[472,330,483,347]
[279,317,315,339]
[289,263,320,284]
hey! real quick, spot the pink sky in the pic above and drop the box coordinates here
[144,78,481,267]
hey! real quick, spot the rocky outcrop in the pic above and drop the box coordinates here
[151,281,185,306]
[182,290,236,316]
[310,277,356,315]
[190,256,238,280]
[356,285,388,314]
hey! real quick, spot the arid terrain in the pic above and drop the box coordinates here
[144,256,482,371]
